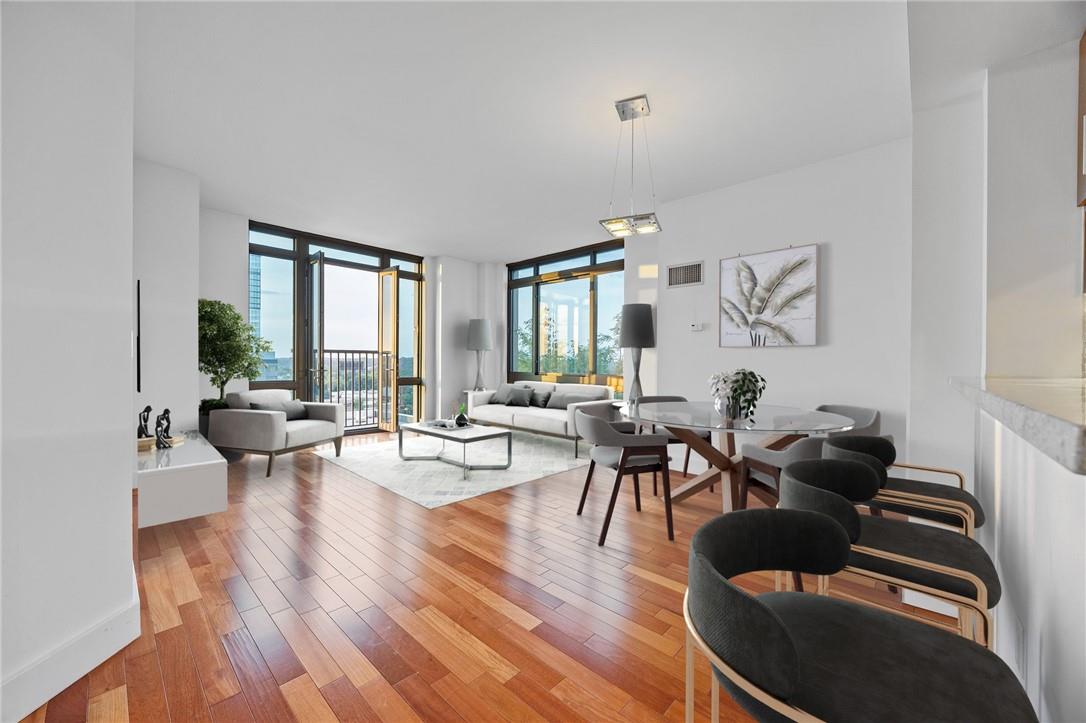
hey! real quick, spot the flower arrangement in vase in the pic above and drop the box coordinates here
[708,369,767,421]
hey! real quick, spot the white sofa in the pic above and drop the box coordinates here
[208,389,345,476]
[466,381,617,456]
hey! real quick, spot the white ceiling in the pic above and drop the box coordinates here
[908,1,1086,110]
[135,2,911,261]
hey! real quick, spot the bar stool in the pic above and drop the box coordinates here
[684,508,1036,723]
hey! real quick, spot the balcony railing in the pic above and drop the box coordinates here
[318,349,380,429]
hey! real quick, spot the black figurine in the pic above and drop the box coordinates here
[155,408,173,449]
[137,405,153,438]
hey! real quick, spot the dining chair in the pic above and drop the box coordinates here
[738,437,825,509]
[823,435,985,536]
[779,459,1000,646]
[684,508,1037,723]
[634,395,711,489]
[575,410,673,546]
[815,404,881,436]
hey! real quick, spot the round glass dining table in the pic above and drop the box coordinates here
[623,401,855,511]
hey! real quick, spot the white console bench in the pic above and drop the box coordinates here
[136,431,227,528]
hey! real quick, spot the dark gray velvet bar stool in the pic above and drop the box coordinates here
[824,435,985,536]
[779,459,999,647]
[684,509,1037,723]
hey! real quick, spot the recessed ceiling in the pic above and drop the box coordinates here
[135,2,911,261]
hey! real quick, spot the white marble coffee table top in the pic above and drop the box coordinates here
[401,421,511,441]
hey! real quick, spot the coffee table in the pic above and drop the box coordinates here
[398,421,512,479]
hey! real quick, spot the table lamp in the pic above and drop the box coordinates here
[467,319,493,391]
[619,303,655,403]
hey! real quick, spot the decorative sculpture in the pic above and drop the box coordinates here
[137,405,153,438]
[155,408,173,449]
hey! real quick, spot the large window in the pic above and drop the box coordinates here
[249,251,295,382]
[248,222,424,430]
[507,241,624,393]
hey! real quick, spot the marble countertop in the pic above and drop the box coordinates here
[951,377,1086,474]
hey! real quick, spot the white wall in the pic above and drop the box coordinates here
[977,413,1086,722]
[986,40,1084,377]
[198,208,250,400]
[908,89,987,486]
[423,256,503,419]
[1,4,139,720]
[134,160,200,430]
[643,138,912,470]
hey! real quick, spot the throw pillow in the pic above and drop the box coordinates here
[282,399,308,421]
[490,383,516,405]
[530,389,552,408]
[546,393,597,410]
[507,387,533,407]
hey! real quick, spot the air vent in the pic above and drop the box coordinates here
[667,262,704,288]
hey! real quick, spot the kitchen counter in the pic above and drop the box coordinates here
[951,377,1086,474]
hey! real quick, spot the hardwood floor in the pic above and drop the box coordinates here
[23,433,929,722]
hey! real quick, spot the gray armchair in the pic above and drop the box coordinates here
[208,389,345,476]
[575,411,673,546]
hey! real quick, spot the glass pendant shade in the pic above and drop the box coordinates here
[599,212,661,238]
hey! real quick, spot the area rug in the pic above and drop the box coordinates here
[315,430,587,508]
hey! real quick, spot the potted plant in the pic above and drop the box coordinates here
[709,369,767,421]
[198,298,272,436]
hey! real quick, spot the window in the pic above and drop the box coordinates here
[309,243,380,267]
[538,278,591,374]
[510,286,533,373]
[248,252,295,381]
[507,241,623,392]
[391,258,420,273]
[595,271,624,376]
[250,230,294,250]
[538,255,590,275]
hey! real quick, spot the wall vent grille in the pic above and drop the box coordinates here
[667,262,704,288]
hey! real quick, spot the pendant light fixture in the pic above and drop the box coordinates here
[600,94,661,238]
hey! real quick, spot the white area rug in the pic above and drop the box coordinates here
[316,430,587,508]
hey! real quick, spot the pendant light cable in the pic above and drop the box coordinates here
[630,118,636,215]
[607,121,624,218]
[641,116,657,212]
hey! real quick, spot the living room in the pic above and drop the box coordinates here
[4,2,1086,722]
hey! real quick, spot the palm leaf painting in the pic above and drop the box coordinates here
[719,245,817,347]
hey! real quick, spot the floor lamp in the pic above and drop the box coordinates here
[467,319,493,392]
[619,303,655,403]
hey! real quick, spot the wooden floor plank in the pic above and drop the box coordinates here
[28,436,950,722]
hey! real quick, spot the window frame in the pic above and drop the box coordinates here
[506,239,624,392]
[248,221,425,423]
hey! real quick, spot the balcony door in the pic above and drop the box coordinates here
[377,268,399,432]
[306,251,325,401]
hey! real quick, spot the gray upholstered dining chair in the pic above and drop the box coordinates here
[824,435,985,536]
[738,437,825,509]
[575,410,673,546]
[684,508,1037,723]
[634,395,710,482]
[815,403,881,436]
[779,459,1000,647]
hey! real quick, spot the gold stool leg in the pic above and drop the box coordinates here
[685,627,695,723]
[711,667,720,723]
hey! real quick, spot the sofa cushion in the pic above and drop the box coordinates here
[490,383,518,405]
[554,383,609,400]
[507,388,532,407]
[284,419,336,448]
[470,404,515,426]
[251,399,307,421]
[530,389,552,408]
[547,392,598,410]
[510,407,567,436]
[226,388,291,410]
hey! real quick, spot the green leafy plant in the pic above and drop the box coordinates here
[198,298,272,404]
[721,255,814,346]
[709,369,767,420]
[198,398,230,415]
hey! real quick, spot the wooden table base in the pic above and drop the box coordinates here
[666,429,803,511]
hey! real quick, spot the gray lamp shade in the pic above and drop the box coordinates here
[466,318,493,351]
[619,303,655,348]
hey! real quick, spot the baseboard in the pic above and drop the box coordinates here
[2,565,140,721]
